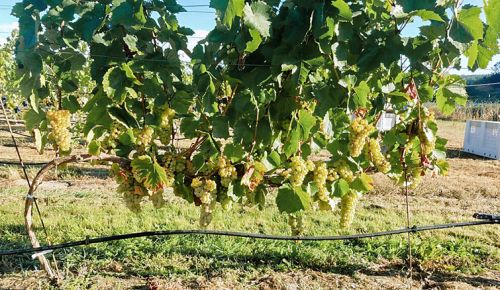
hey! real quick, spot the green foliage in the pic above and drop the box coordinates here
[10,0,499,232]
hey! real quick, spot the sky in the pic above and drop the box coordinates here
[0,0,497,75]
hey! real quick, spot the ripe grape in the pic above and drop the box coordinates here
[218,155,237,187]
[367,138,391,173]
[313,162,329,202]
[135,127,154,149]
[288,156,309,187]
[340,191,361,228]
[46,110,72,152]
[335,160,354,182]
[191,177,218,228]
[288,214,304,236]
[158,106,175,145]
[349,117,373,157]
[149,192,165,209]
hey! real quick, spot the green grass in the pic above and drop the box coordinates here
[1,183,498,285]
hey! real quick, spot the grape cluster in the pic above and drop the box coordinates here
[335,160,354,182]
[313,162,329,202]
[191,177,218,228]
[284,156,310,187]
[103,122,122,150]
[46,110,72,152]
[419,110,436,156]
[288,214,304,236]
[135,127,154,150]
[409,167,423,189]
[162,152,178,187]
[112,165,148,212]
[158,106,175,145]
[367,139,391,173]
[349,117,373,157]
[327,168,339,181]
[340,191,361,229]
[218,155,237,187]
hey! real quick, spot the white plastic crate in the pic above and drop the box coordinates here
[463,120,500,159]
[377,112,399,132]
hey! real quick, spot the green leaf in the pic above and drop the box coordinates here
[108,106,140,128]
[410,10,444,22]
[484,0,500,33]
[224,143,245,162]
[210,0,245,28]
[261,150,281,171]
[245,28,263,53]
[331,0,352,21]
[332,179,350,198]
[131,155,168,191]
[243,2,271,38]
[351,173,374,193]
[23,109,45,130]
[284,127,301,158]
[298,109,316,139]
[88,140,101,156]
[276,184,311,213]
[212,116,230,138]
[450,5,484,43]
[436,85,468,116]
[353,81,370,108]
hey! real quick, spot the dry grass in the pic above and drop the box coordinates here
[428,103,500,122]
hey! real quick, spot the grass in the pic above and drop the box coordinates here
[0,120,499,288]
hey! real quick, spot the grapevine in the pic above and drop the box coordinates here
[11,0,498,234]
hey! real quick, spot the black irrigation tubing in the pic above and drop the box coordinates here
[0,219,498,257]
[0,160,48,166]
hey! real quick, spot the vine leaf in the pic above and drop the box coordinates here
[450,5,484,43]
[436,84,467,116]
[351,173,374,193]
[243,2,271,38]
[210,0,245,28]
[276,184,311,213]
[331,0,352,21]
[131,155,168,191]
[245,28,263,53]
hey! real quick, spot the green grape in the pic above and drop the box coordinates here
[135,127,154,149]
[335,160,354,182]
[158,107,175,145]
[288,214,304,236]
[313,162,329,202]
[349,117,373,157]
[149,192,165,209]
[46,110,72,152]
[327,168,339,181]
[191,177,218,227]
[218,155,237,187]
[340,191,361,229]
[123,191,142,213]
[367,138,391,173]
[288,156,309,187]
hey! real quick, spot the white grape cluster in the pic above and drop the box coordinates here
[158,106,175,145]
[113,165,146,212]
[288,214,304,236]
[349,117,373,157]
[340,191,362,229]
[419,110,436,155]
[283,156,312,187]
[162,152,177,187]
[218,155,237,187]
[46,110,71,152]
[313,162,329,202]
[136,127,154,150]
[104,122,121,149]
[335,160,354,182]
[191,177,218,228]
[409,167,423,190]
[367,138,391,173]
